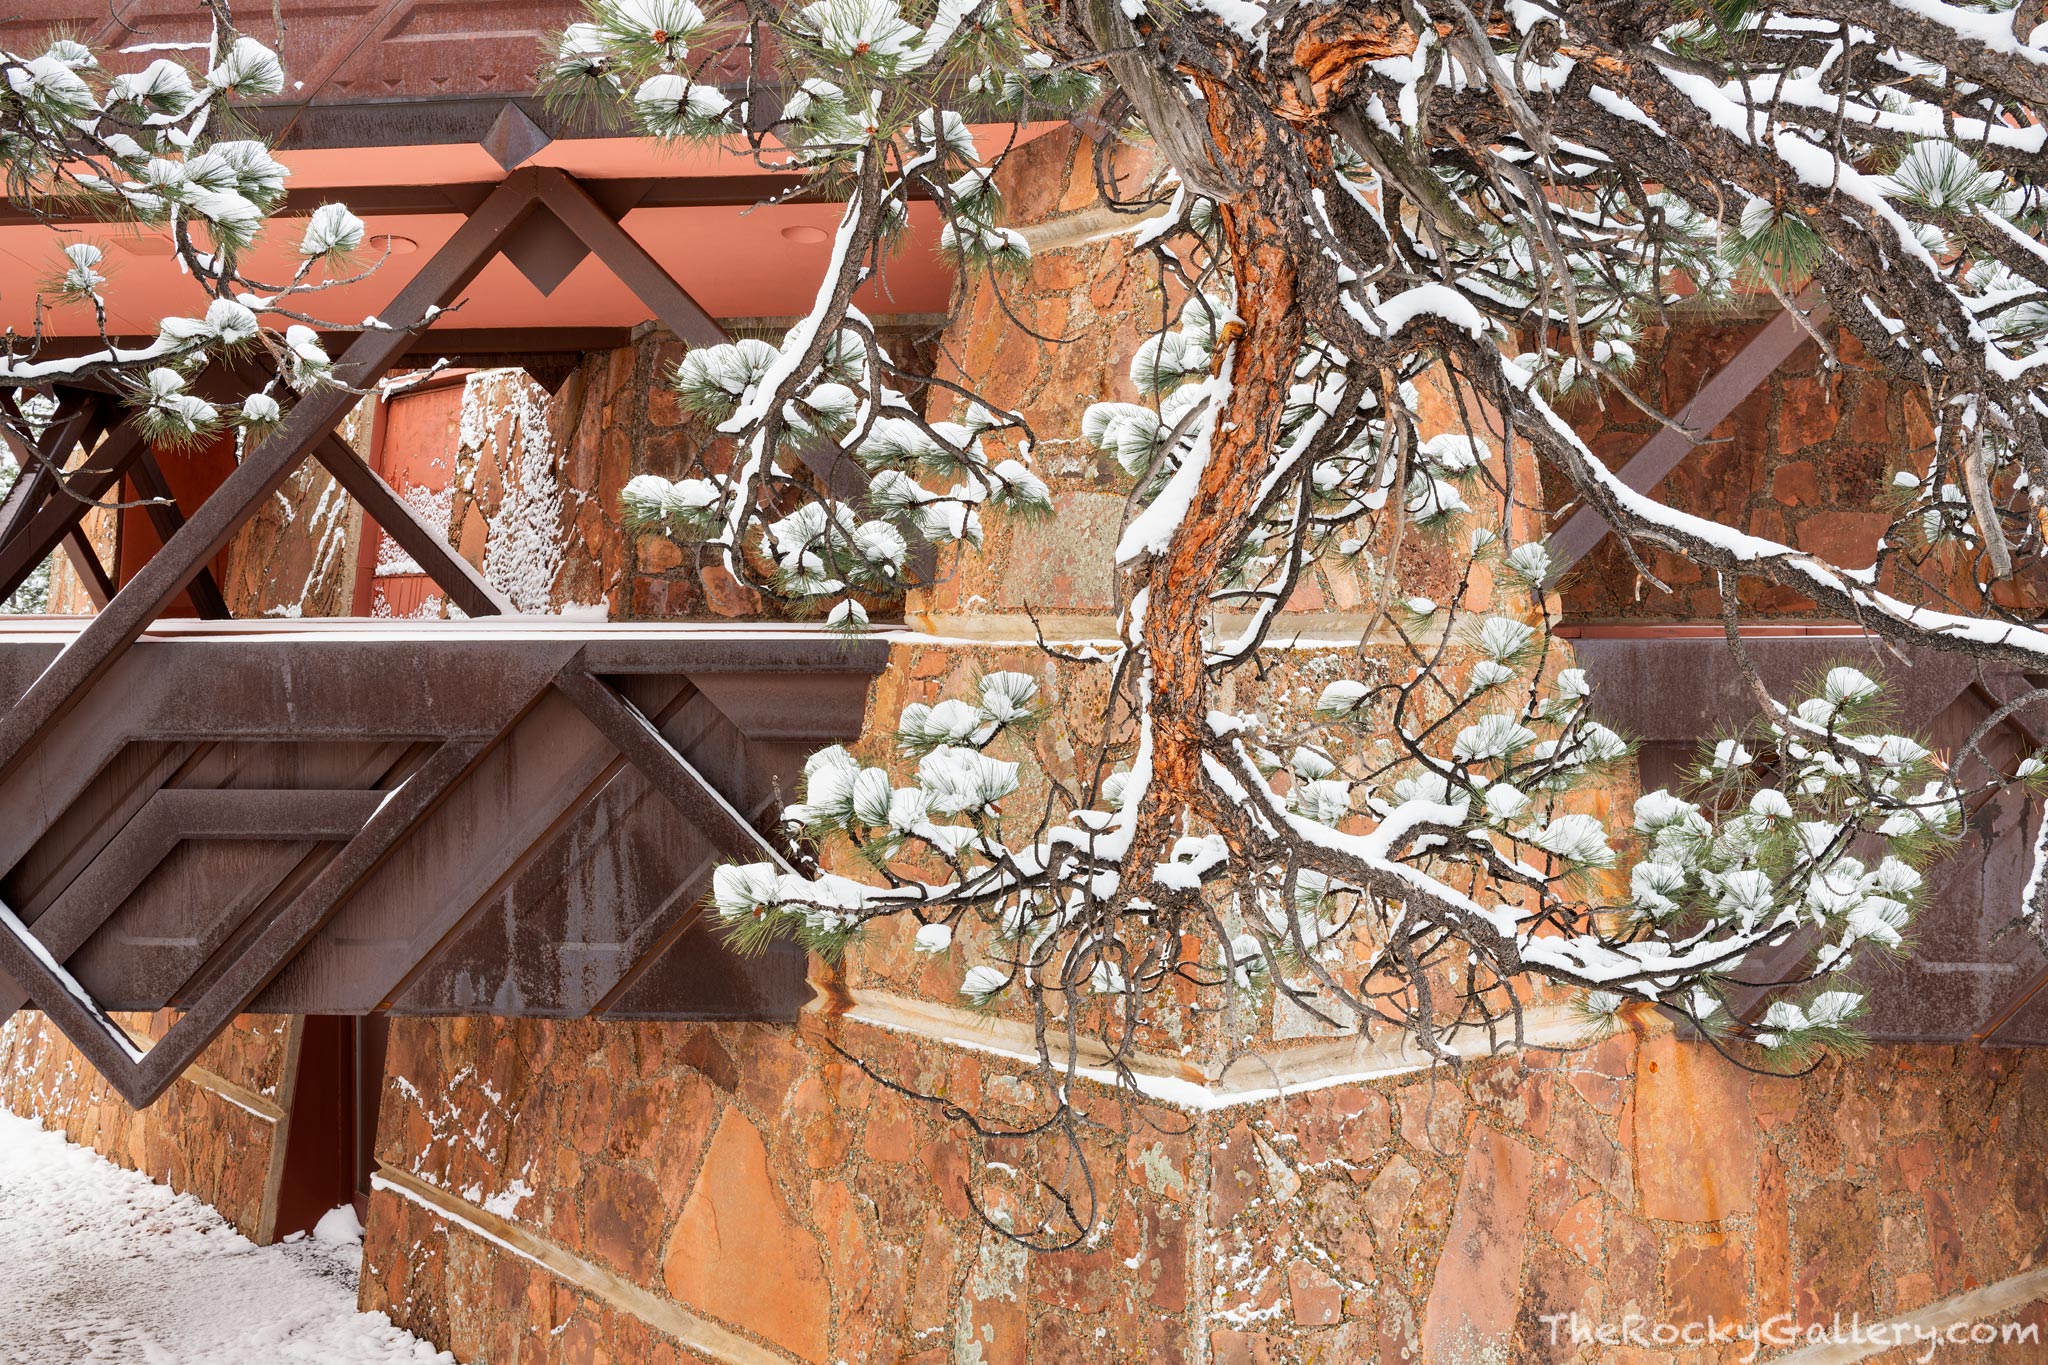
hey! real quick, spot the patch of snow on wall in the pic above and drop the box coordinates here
[459,369,568,614]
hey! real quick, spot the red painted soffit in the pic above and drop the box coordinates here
[0,127,1069,336]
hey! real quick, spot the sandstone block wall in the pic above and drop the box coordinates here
[1547,318,1939,623]
[355,1002,2048,1363]
[360,1010,1195,1365]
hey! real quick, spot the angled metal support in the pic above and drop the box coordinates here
[1545,289,1830,585]
[0,396,121,599]
[0,423,149,605]
[0,392,126,608]
[0,740,485,1108]
[552,660,789,868]
[536,168,874,506]
[0,168,545,788]
[1978,962,2048,1046]
[59,529,115,608]
[0,393,102,544]
[0,623,881,1095]
[551,659,809,1023]
[535,167,727,348]
[311,433,513,618]
[0,788,387,1027]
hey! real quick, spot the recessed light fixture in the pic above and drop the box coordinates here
[780,225,828,245]
[370,234,420,256]
[109,234,175,257]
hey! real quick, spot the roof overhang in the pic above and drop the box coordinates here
[0,122,1071,340]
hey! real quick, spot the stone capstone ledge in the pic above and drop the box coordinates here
[1771,1263,2048,1364]
[824,984,1595,1111]
[370,1165,799,1365]
[115,1020,284,1124]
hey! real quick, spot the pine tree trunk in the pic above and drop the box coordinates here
[1127,85,1311,880]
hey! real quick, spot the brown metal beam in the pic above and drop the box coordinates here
[0,169,545,788]
[1545,290,1829,585]
[58,529,114,608]
[0,788,387,1026]
[0,424,149,605]
[311,433,512,618]
[0,395,103,545]
[3,397,119,609]
[1977,960,2048,1045]
[536,168,728,349]
[553,663,788,867]
[0,738,487,1108]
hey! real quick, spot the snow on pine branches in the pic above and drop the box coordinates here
[560,0,2048,1245]
[553,0,1077,609]
[0,3,416,467]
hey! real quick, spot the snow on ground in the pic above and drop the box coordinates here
[0,1109,454,1364]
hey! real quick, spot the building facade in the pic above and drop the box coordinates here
[2,5,2047,1363]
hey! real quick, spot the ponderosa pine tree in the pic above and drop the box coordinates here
[549,0,2048,1241]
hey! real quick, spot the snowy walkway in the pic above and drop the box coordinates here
[0,1109,454,1364]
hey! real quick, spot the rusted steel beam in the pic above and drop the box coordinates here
[1978,963,2048,1045]
[531,167,890,522]
[58,529,113,608]
[0,738,486,1108]
[0,394,102,545]
[0,170,545,788]
[131,449,232,619]
[536,168,728,349]
[554,663,788,867]
[0,423,148,605]
[311,432,513,618]
[0,788,386,1026]
[1544,290,1830,584]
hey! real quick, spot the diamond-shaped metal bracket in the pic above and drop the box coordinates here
[0,744,483,1107]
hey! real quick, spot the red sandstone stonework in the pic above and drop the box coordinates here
[1420,1127,1534,1362]
[663,1108,831,1362]
[1633,1033,1756,1223]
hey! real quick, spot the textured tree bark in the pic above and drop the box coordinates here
[1124,83,1310,884]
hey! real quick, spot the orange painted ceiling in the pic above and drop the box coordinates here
[0,3,1070,342]
[0,132,1068,339]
